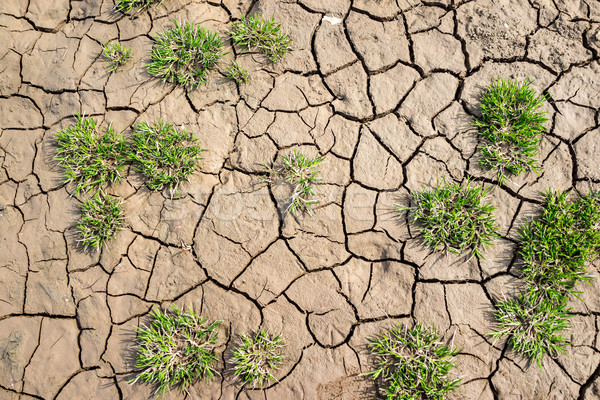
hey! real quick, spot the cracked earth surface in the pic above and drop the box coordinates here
[1,0,600,399]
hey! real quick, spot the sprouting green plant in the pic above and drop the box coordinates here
[102,41,131,72]
[475,78,548,183]
[128,121,205,197]
[364,323,461,400]
[114,0,163,15]
[263,150,324,216]
[130,306,221,396]
[54,114,128,194]
[490,190,600,367]
[231,329,285,389]
[226,60,249,84]
[77,191,124,250]
[230,14,291,62]
[490,292,571,368]
[397,179,498,258]
[519,190,600,302]
[147,19,226,88]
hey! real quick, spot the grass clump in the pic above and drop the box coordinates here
[231,329,285,389]
[102,41,131,72]
[475,78,548,183]
[77,191,124,250]
[131,306,221,396]
[230,14,291,62]
[491,190,600,367]
[365,323,461,400]
[226,60,249,84]
[491,293,570,368]
[129,121,205,196]
[398,179,498,258]
[55,114,128,194]
[519,190,600,301]
[263,150,324,216]
[148,19,226,87]
[115,0,162,15]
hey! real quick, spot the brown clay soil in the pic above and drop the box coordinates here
[2,0,600,399]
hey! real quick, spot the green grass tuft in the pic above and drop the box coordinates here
[129,121,205,196]
[77,191,124,250]
[226,60,249,84]
[147,19,226,88]
[398,179,498,258]
[364,323,461,400]
[263,150,324,216]
[230,14,291,63]
[130,306,221,396]
[491,292,570,368]
[114,0,163,15]
[231,329,285,389]
[475,78,548,183]
[102,41,131,72]
[54,114,128,194]
[519,190,600,302]
[491,190,600,367]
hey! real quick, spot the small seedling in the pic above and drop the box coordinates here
[77,191,124,250]
[364,323,461,400]
[398,179,498,258]
[129,121,205,197]
[130,306,221,396]
[55,114,128,194]
[230,14,291,62]
[115,0,162,15]
[263,150,324,216]
[519,190,600,302]
[231,329,285,389]
[148,19,226,87]
[475,78,548,183]
[177,239,192,256]
[102,41,131,72]
[491,292,571,368]
[226,60,249,84]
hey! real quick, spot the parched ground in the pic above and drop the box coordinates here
[1,0,600,399]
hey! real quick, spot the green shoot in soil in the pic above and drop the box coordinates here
[491,190,600,367]
[364,323,461,400]
[226,60,249,84]
[54,114,128,194]
[520,190,600,302]
[129,121,205,197]
[131,306,221,396]
[77,191,124,250]
[263,150,324,216]
[491,292,570,368]
[230,14,291,62]
[475,78,548,183]
[148,19,225,87]
[231,329,285,389]
[102,41,131,72]
[115,0,163,15]
[398,179,498,258]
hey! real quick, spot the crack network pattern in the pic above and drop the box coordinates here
[1,0,600,399]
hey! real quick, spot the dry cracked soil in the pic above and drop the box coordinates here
[1,0,600,399]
